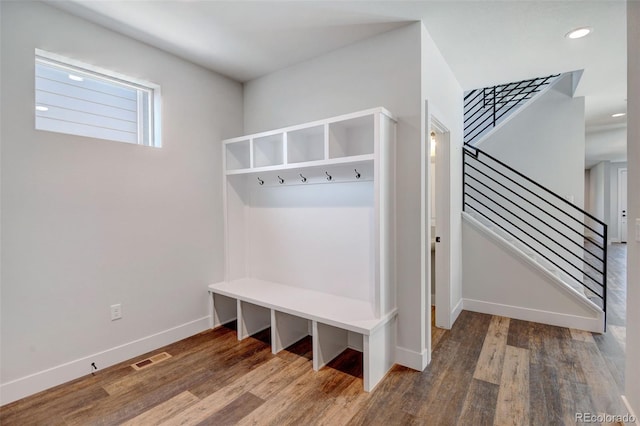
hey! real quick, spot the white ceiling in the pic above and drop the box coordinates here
[49,0,628,165]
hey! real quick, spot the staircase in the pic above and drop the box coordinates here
[462,73,607,331]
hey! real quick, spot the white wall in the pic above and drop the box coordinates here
[0,1,242,403]
[625,0,640,419]
[462,217,603,332]
[585,126,627,168]
[479,73,586,208]
[244,22,463,370]
[588,161,610,223]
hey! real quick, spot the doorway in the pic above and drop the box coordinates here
[619,168,628,243]
[425,109,451,352]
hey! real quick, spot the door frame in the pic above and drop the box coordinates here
[423,99,452,357]
[619,167,628,243]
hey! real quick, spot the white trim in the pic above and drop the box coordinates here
[223,107,396,144]
[451,298,464,326]
[35,48,162,148]
[619,167,628,243]
[622,395,640,425]
[35,48,159,91]
[395,345,430,371]
[0,317,209,405]
[462,298,604,333]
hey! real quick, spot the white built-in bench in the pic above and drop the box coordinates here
[208,279,397,392]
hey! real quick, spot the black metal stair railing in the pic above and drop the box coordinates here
[463,145,608,327]
[464,74,559,145]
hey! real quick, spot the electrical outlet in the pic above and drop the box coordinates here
[110,303,122,321]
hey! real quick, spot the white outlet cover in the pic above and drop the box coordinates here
[636,218,640,242]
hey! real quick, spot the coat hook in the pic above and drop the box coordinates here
[300,173,307,183]
[278,176,285,184]
[325,171,333,181]
[258,177,264,186]
[354,169,361,179]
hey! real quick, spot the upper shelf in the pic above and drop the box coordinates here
[222,107,395,175]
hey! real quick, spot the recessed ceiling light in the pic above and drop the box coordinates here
[565,27,592,39]
[68,74,84,82]
[35,105,49,111]
[611,112,626,118]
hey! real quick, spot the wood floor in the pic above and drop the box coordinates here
[0,245,628,425]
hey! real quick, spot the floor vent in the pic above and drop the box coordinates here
[131,352,172,370]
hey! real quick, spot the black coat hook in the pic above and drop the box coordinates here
[257,177,264,186]
[354,169,361,179]
[325,171,333,181]
[278,176,285,184]
[300,173,307,183]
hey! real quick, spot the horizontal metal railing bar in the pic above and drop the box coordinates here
[464,104,492,131]
[464,89,479,102]
[463,158,606,253]
[465,120,497,145]
[464,172,606,263]
[464,108,495,134]
[490,89,540,102]
[464,147,607,232]
[491,84,543,118]
[464,182,605,274]
[464,90,483,108]
[464,194,605,295]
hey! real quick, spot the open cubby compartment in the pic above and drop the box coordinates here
[253,133,284,168]
[225,139,251,170]
[287,125,325,164]
[329,114,374,159]
[272,311,311,354]
[237,300,271,341]
[211,293,237,328]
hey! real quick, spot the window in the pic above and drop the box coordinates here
[35,49,161,147]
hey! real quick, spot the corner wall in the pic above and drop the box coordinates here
[0,1,242,404]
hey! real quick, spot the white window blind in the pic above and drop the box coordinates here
[35,49,160,147]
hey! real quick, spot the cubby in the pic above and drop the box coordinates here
[253,134,284,168]
[287,125,325,164]
[328,114,374,159]
[209,107,397,392]
[224,139,250,170]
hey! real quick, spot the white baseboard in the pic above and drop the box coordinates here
[451,298,463,326]
[0,316,210,406]
[395,345,430,371]
[462,299,604,333]
[622,395,640,425]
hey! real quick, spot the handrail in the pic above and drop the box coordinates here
[462,144,608,328]
[464,146,606,228]
[464,74,559,145]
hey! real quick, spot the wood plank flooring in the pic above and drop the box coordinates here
[0,245,628,425]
